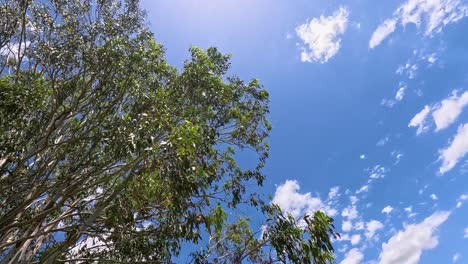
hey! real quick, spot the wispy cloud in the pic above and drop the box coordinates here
[432,91,468,131]
[456,194,467,208]
[396,63,418,79]
[438,123,468,174]
[395,86,407,101]
[296,7,349,63]
[369,19,397,48]
[409,105,431,135]
[369,0,468,48]
[409,90,468,135]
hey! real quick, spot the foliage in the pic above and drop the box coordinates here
[0,0,337,263]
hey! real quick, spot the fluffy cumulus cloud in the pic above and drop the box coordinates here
[370,0,468,48]
[365,220,384,240]
[272,180,329,218]
[379,211,450,264]
[438,123,468,174]
[453,253,461,263]
[296,7,349,63]
[350,234,361,245]
[342,221,353,232]
[342,205,359,220]
[432,91,468,131]
[340,248,364,264]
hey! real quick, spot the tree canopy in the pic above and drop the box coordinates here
[0,0,338,263]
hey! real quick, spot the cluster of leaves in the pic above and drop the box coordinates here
[0,0,337,263]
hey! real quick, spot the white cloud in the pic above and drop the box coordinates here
[428,53,437,64]
[296,7,349,63]
[369,0,468,48]
[369,18,397,48]
[453,253,461,263]
[340,234,362,246]
[0,41,31,59]
[405,206,413,213]
[342,205,359,220]
[392,151,404,165]
[409,91,468,135]
[457,194,468,208]
[339,244,349,253]
[272,180,325,218]
[382,206,394,214]
[272,180,337,218]
[379,211,450,264]
[409,212,418,218]
[381,98,396,108]
[356,185,369,194]
[430,194,438,200]
[68,234,110,258]
[432,91,468,131]
[464,227,468,238]
[341,248,364,264]
[369,165,388,179]
[342,221,353,232]
[395,86,406,101]
[409,105,431,135]
[377,136,390,147]
[366,220,384,240]
[422,52,438,64]
[439,123,468,174]
[360,154,367,159]
[328,186,340,200]
[327,208,338,217]
[355,221,365,230]
[397,63,418,79]
[350,234,361,245]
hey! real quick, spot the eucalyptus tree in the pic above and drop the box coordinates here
[0,0,337,263]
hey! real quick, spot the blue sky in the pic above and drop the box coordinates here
[141,0,468,263]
